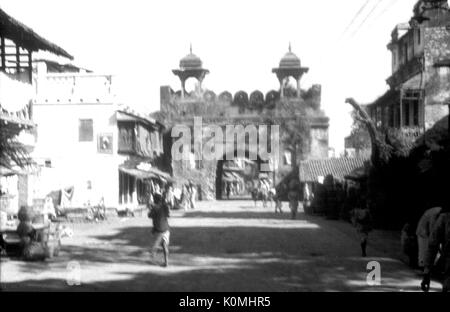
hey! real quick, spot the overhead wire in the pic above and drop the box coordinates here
[339,0,372,40]
[350,0,385,38]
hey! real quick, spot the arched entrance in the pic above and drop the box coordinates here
[215,151,270,200]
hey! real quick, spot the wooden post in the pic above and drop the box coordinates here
[400,89,404,127]
[16,44,20,73]
[0,37,5,70]
[28,50,32,83]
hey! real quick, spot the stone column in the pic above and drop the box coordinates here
[279,78,284,99]
[197,77,204,98]
[296,78,301,99]
[181,79,186,99]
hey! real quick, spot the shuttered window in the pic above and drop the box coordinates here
[79,119,93,142]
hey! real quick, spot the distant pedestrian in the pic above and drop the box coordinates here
[163,184,175,210]
[226,183,231,200]
[268,187,276,208]
[251,187,258,207]
[261,181,269,208]
[181,185,189,211]
[421,200,450,293]
[274,192,283,214]
[148,193,170,267]
[351,200,373,257]
[288,189,299,220]
[189,182,197,210]
[43,196,57,221]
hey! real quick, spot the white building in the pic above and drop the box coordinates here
[31,60,167,211]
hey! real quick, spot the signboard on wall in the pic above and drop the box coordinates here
[98,133,113,154]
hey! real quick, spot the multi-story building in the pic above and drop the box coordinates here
[365,0,450,140]
[0,7,72,215]
[31,60,168,211]
[154,46,330,200]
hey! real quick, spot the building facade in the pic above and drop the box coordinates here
[0,8,73,215]
[366,0,450,140]
[154,46,330,200]
[31,60,167,210]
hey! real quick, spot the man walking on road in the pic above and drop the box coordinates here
[288,188,299,220]
[148,193,170,267]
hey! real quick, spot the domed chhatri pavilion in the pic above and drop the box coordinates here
[272,43,309,99]
[172,44,210,99]
[156,45,330,200]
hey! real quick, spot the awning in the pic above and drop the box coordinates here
[119,165,173,182]
[222,172,243,182]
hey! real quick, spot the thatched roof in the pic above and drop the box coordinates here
[0,7,73,60]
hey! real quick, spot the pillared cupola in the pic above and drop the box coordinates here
[272,43,309,99]
[173,44,209,98]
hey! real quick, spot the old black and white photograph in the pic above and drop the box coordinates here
[0,0,449,295]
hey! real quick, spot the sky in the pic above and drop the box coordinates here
[1,0,427,154]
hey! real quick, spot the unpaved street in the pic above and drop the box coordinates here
[0,201,441,291]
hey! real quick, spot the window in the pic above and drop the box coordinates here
[413,100,419,126]
[403,102,410,126]
[388,106,395,128]
[439,67,450,80]
[404,42,409,63]
[376,106,382,128]
[118,122,135,153]
[195,159,203,170]
[417,28,421,45]
[284,151,292,166]
[79,119,93,142]
[395,103,401,127]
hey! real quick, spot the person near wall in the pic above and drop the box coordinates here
[416,207,442,269]
[351,200,373,257]
[421,200,450,293]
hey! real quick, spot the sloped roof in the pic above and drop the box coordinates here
[434,59,450,67]
[116,106,165,129]
[300,157,370,183]
[0,7,73,59]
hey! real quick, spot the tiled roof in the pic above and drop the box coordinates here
[434,59,450,67]
[299,157,370,183]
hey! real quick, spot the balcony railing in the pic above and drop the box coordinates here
[387,56,423,88]
[387,126,424,140]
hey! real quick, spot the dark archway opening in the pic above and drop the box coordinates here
[215,149,271,200]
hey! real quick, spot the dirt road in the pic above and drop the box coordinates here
[0,200,440,291]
